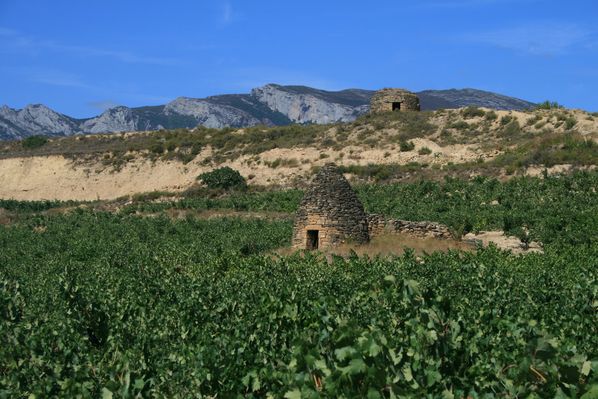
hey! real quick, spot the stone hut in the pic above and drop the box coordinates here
[370,88,420,113]
[292,164,369,250]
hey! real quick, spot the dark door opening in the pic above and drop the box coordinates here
[392,102,402,111]
[306,230,319,250]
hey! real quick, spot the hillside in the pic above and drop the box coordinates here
[0,85,536,140]
[0,105,596,201]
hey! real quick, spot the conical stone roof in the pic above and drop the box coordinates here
[370,88,420,113]
[292,164,369,248]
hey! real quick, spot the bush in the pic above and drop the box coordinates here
[418,147,432,155]
[500,115,513,126]
[21,135,48,149]
[499,120,522,138]
[485,111,498,121]
[198,167,247,190]
[150,143,165,154]
[166,141,177,152]
[399,140,415,152]
[449,121,469,130]
[564,117,577,130]
[461,107,485,119]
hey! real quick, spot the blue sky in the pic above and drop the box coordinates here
[1,0,597,118]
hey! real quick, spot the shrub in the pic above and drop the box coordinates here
[461,107,485,119]
[191,143,203,156]
[150,143,165,154]
[564,117,577,130]
[179,154,195,164]
[418,147,432,155]
[526,115,542,126]
[500,115,513,126]
[21,135,48,149]
[166,141,177,152]
[198,167,247,190]
[399,140,415,152]
[449,121,469,130]
[535,100,564,110]
[499,120,522,138]
[485,111,498,121]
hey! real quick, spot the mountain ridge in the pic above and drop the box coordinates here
[0,84,536,140]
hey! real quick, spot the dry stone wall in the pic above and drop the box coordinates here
[367,214,453,240]
[293,163,454,250]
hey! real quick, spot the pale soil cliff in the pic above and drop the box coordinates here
[0,140,488,201]
[1,108,596,201]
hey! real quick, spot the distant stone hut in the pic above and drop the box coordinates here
[370,88,420,113]
[292,164,369,250]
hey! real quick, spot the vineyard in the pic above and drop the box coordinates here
[1,173,598,397]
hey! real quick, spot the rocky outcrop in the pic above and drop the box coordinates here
[252,84,369,124]
[164,97,262,129]
[80,106,149,134]
[0,104,79,140]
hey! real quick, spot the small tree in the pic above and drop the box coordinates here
[198,167,247,190]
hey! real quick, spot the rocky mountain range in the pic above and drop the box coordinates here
[0,84,535,140]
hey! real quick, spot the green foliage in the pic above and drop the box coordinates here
[418,146,432,155]
[338,163,424,182]
[150,142,165,154]
[449,120,470,130]
[2,171,598,396]
[536,100,564,110]
[123,171,598,247]
[485,110,498,121]
[399,139,415,152]
[493,133,598,168]
[0,199,77,212]
[121,188,302,215]
[564,116,577,130]
[357,172,598,246]
[21,135,48,149]
[499,119,522,137]
[461,106,486,119]
[198,166,247,190]
[0,210,596,397]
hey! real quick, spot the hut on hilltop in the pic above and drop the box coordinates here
[370,88,420,113]
[292,164,369,250]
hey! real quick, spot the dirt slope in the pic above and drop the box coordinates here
[1,107,596,201]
